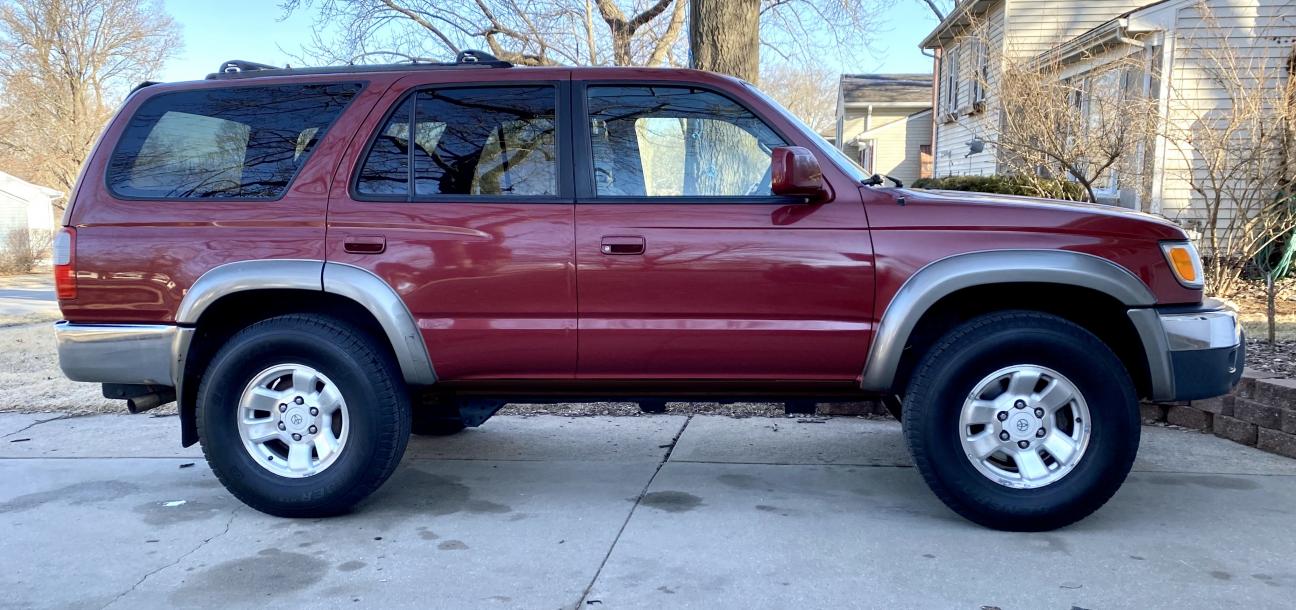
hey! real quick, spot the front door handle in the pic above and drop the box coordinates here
[343,235,386,254]
[600,236,645,255]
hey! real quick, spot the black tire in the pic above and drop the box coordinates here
[903,311,1139,531]
[197,314,411,517]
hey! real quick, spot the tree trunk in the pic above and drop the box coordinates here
[687,0,759,82]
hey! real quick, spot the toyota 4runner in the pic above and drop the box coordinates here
[53,52,1243,531]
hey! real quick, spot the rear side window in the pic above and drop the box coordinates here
[107,83,362,200]
[356,86,558,199]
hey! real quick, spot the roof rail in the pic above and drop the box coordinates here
[205,49,513,81]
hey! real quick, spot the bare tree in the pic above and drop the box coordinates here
[949,20,1157,204]
[0,0,180,191]
[284,0,887,73]
[760,62,836,133]
[991,52,1158,204]
[281,0,687,67]
[916,0,952,21]
[1161,2,1296,297]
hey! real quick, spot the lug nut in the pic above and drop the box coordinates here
[292,433,302,441]
[277,421,286,430]
[997,411,1008,422]
[308,425,318,434]
[1036,427,1046,438]
[279,403,287,413]
[309,407,319,416]
[294,396,305,405]
[999,431,1010,441]
[1018,440,1030,449]
[1014,400,1027,410]
[1034,407,1045,418]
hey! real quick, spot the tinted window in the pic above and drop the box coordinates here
[107,83,361,199]
[356,86,559,198]
[586,86,784,198]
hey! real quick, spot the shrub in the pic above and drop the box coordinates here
[0,229,53,274]
[910,175,1089,202]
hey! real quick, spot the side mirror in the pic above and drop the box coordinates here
[770,146,827,199]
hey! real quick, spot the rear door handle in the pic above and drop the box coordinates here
[600,236,645,255]
[343,235,386,254]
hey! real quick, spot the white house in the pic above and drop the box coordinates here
[919,0,1295,228]
[832,74,934,185]
[0,171,62,239]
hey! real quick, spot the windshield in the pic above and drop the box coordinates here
[742,82,872,184]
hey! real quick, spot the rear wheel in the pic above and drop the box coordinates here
[197,314,410,517]
[903,311,1139,531]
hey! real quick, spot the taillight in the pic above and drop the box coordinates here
[53,227,75,300]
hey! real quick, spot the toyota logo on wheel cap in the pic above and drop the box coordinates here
[291,413,304,426]
[1015,418,1030,432]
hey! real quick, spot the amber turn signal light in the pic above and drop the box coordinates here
[1161,241,1203,289]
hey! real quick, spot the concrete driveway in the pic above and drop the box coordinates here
[2,414,1294,609]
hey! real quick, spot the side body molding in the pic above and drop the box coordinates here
[859,249,1158,392]
[175,259,437,386]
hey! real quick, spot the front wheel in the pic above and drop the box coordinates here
[197,314,411,517]
[903,311,1139,531]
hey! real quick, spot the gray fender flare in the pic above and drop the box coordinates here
[859,249,1158,392]
[323,262,437,385]
[175,259,436,386]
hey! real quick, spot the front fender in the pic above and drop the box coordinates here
[859,249,1157,392]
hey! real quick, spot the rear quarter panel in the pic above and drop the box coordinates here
[60,74,396,323]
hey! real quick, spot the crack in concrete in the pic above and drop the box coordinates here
[574,414,692,609]
[98,505,243,610]
[1,414,71,439]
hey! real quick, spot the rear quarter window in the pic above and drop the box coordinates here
[106,82,362,200]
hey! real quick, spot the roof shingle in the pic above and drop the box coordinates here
[840,73,932,104]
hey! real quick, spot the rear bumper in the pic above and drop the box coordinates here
[1129,300,1244,402]
[54,322,192,386]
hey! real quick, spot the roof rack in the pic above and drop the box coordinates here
[205,49,513,81]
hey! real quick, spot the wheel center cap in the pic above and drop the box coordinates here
[284,407,312,433]
[1007,412,1038,440]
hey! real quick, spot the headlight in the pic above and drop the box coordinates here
[1161,241,1204,289]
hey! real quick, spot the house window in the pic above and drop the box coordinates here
[972,38,989,106]
[858,140,876,174]
[942,43,961,118]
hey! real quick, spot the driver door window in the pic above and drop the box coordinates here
[586,86,784,198]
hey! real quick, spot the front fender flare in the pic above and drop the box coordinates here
[859,249,1157,392]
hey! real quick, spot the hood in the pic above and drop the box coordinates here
[886,188,1188,241]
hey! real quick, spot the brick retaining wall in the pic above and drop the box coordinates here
[1143,370,1296,460]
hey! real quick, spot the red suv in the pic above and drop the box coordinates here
[54,52,1242,531]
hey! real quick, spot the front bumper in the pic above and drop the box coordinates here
[1129,299,1244,402]
[54,322,192,387]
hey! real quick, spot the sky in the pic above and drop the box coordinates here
[158,0,942,84]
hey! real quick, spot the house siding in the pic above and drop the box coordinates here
[866,111,935,185]
[1006,0,1151,57]
[1158,0,1295,229]
[933,1,1005,177]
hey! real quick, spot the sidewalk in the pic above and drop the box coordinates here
[2,414,1294,609]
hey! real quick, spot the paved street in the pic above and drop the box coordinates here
[0,273,57,322]
[2,413,1295,609]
